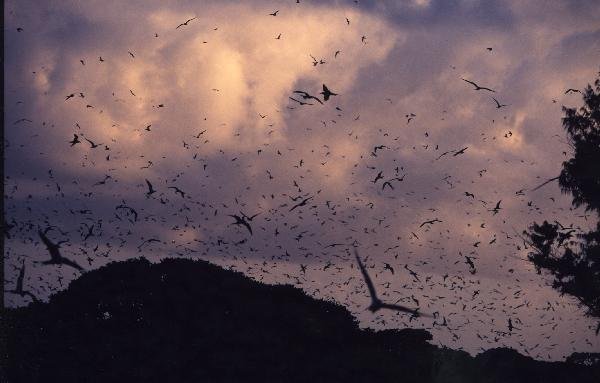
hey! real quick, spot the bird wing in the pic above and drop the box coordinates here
[354,249,379,302]
[461,78,477,87]
[38,230,54,249]
[242,221,253,235]
[379,302,420,315]
[307,95,323,104]
[62,256,85,271]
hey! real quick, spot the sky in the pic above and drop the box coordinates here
[4,0,600,361]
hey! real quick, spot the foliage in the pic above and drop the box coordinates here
[5,257,599,382]
[526,72,600,319]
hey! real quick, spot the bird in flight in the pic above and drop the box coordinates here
[492,97,508,108]
[85,137,102,148]
[419,218,442,227]
[68,134,81,146]
[37,228,84,271]
[269,10,279,16]
[14,118,33,124]
[490,200,502,215]
[320,84,338,101]
[372,171,384,184]
[564,88,581,94]
[5,260,39,303]
[354,248,425,316]
[382,177,404,190]
[453,147,468,156]
[228,214,253,235]
[176,17,197,29]
[464,255,477,274]
[290,195,314,212]
[289,97,313,106]
[168,186,186,198]
[461,78,495,92]
[383,263,395,274]
[404,264,421,282]
[293,90,323,104]
[145,179,157,197]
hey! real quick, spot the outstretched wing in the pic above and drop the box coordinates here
[379,302,420,315]
[38,230,53,249]
[242,221,253,235]
[145,179,154,193]
[62,257,85,271]
[461,78,477,87]
[354,248,378,302]
[307,95,323,104]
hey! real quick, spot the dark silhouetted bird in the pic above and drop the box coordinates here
[453,147,468,156]
[5,260,39,303]
[37,229,84,271]
[145,179,157,197]
[492,97,508,108]
[68,134,81,146]
[293,91,323,104]
[176,17,197,29]
[320,84,338,101]
[290,196,314,211]
[229,214,253,235]
[354,249,425,316]
[491,200,502,215]
[461,78,495,92]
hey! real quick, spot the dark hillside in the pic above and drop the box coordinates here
[4,258,599,382]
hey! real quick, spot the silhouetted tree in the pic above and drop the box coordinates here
[525,72,600,320]
[6,257,600,382]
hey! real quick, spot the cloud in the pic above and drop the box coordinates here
[4,0,600,361]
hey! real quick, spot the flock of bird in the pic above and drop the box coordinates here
[5,3,598,361]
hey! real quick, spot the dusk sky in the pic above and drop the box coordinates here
[4,0,600,361]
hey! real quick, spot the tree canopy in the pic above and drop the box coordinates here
[526,72,600,320]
